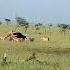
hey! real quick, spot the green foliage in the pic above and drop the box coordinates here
[57,24,69,35]
[0,21,2,25]
[15,17,29,26]
[57,24,68,29]
[5,19,11,25]
[15,17,29,32]
[48,24,53,27]
[35,23,42,30]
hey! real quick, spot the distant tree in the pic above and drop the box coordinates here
[35,24,39,30]
[15,17,25,26]
[5,19,11,25]
[48,24,53,30]
[15,17,29,32]
[65,25,70,29]
[48,24,53,36]
[57,24,68,35]
[38,23,42,26]
[0,21,2,25]
[35,23,42,30]
[48,24,53,27]
[24,23,29,32]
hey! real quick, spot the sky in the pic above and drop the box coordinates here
[0,0,70,24]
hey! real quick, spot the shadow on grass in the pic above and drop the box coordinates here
[22,46,70,54]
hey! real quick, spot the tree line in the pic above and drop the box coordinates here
[0,17,70,35]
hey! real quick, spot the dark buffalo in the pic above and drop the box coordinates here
[12,32,27,39]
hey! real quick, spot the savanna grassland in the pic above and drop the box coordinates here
[0,24,70,70]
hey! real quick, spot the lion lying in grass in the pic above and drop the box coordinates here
[41,37,49,41]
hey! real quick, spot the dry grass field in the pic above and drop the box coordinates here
[0,24,70,70]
